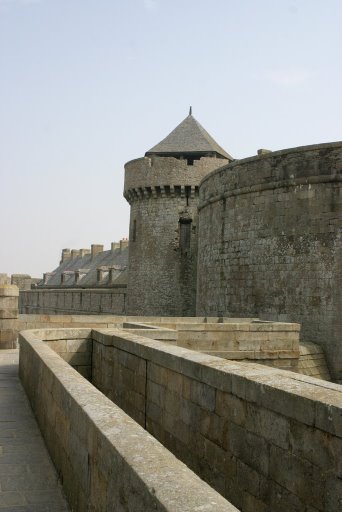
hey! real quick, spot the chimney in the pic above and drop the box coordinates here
[91,244,104,259]
[79,249,91,258]
[71,249,81,260]
[120,238,129,251]
[111,242,120,252]
[60,249,71,264]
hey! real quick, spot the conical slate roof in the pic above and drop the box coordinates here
[145,112,232,160]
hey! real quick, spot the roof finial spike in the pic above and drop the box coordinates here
[189,106,192,116]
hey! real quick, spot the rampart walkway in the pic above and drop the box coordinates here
[0,350,69,511]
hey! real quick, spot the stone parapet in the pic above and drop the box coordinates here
[199,141,342,204]
[124,184,199,204]
[92,328,342,512]
[19,328,236,512]
[176,320,300,371]
[0,284,19,349]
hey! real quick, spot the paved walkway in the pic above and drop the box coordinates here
[0,350,69,511]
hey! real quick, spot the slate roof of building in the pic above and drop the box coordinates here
[38,247,128,288]
[145,113,233,160]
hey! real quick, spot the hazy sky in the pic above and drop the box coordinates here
[1,0,341,277]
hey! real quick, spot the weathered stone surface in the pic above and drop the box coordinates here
[125,155,228,317]
[19,329,237,512]
[197,142,342,382]
[0,285,19,349]
[19,288,127,315]
[91,327,342,512]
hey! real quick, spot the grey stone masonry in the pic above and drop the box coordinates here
[124,156,228,317]
[91,328,342,512]
[19,288,127,315]
[0,285,19,349]
[197,142,342,382]
[19,329,237,512]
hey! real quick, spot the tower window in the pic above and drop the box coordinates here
[179,218,192,254]
[132,219,137,242]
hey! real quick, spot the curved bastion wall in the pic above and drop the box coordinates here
[196,142,342,382]
[124,156,227,317]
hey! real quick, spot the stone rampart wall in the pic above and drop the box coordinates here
[92,328,342,512]
[19,329,235,512]
[19,288,127,315]
[197,142,342,382]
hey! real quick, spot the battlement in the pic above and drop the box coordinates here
[124,155,227,200]
[199,140,342,205]
[124,184,199,204]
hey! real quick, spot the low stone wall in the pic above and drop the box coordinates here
[92,328,342,512]
[19,288,127,315]
[31,328,93,380]
[17,314,260,333]
[17,314,332,381]
[19,329,236,512]
[176,321,300,371]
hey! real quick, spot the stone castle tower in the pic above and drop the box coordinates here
[124,109,232,316]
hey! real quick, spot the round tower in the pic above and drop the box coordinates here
[124,109,233,316]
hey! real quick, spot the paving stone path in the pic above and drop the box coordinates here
[0,350,69,511]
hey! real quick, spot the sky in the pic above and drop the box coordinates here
[0,0,341,277]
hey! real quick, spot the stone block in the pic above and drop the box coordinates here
[324,476,342,512]
[242,492,269,512]
[245,402,289,450]
[58,352,91,366]
[0,319,18,330]
[190,380,215,412]
[0,329,17,343]
[45,340,67,353]
[0,285,19,297]
[229,422,269,476]
[215,390,246,426]
[269,444,324,509]
[66,339,92,353]
[0,308,18,319]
